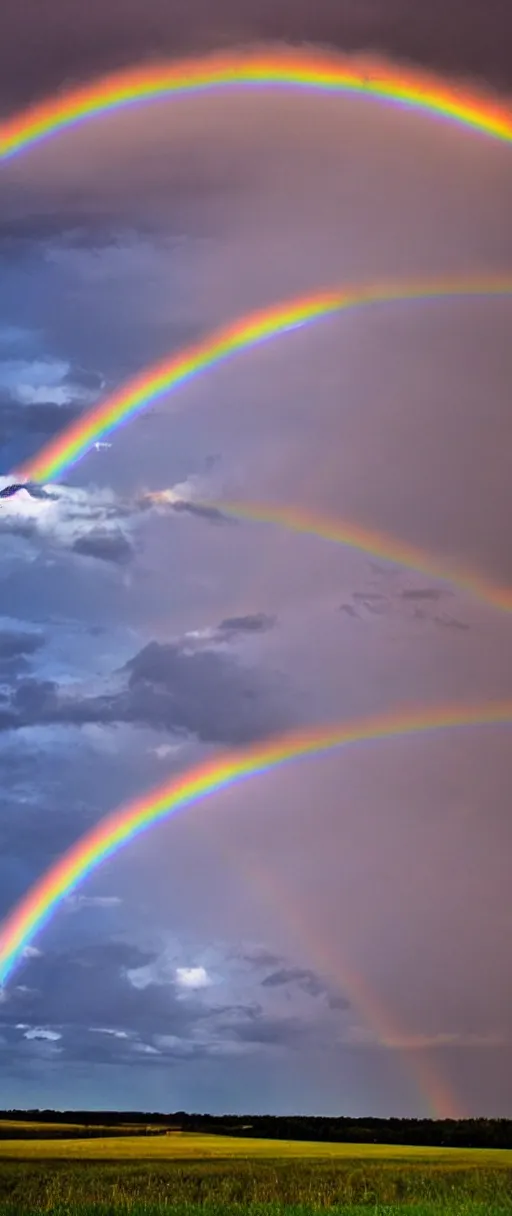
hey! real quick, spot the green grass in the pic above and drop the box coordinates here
[0,1201,511,1216]
[0,1206,512,1216]
[0,1131,511,1213]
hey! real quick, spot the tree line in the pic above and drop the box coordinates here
[1,1110,512,1148]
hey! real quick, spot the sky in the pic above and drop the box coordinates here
[0,0,511,1118]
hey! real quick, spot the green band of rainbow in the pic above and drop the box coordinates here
[1,699,510,988]
[1,47,512,160]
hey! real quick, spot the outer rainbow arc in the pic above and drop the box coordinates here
[230,849,465,1119]
[1,47,512,159]
[194,497,512,614]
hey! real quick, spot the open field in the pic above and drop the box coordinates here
[0,1131,511,1213]
[0,1118,162,1139]
[2,1131,512,1162]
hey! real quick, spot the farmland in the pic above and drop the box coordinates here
[0,1126,511,1215]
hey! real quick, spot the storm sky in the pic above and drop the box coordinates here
[0,0,511,1117]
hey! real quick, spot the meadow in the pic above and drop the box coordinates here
[0,1128,511,1215]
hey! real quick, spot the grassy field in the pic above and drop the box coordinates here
[0,1118,162,1138]
[0,1129,511,1214]
[2,1131,512,1162]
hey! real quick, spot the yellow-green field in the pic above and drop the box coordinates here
[0,1118,156,1137]
[0,1129,511,1164]
[0,1129,511,1214]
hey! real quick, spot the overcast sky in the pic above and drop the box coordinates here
[0,0,511,1118]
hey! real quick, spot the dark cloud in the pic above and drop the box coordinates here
[0,174,243,259]
[0,516,36,544]
[72,529,134,565]
[338,583,471,629]
[433,613,470,631]
[0,940,319,1066]
[340,603,359,619]
[0,629,44,659]
[216,1004,307,1048]
[0,942,202,1050]
[0,628,45,682]
[237,948,351,1013]
[0,393,82,442]
[400,588,447,602]
[12,677,58,717]
[262,966,325,996]
[0,633,290,744]
[170,499,233,524]
[116,637,288,742]
[217,612,277,636]
[261,965,349,1007]
[0,213,129,255]
[352,592,387,616]
[240,947,283,967]
[1,0,511,115]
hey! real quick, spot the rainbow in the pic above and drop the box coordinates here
[235,854,464,1119]
[1,699,510,990]
[3,45,510,1118]
[1,701,509,1121]
[15,274,512,488]
[154,494,512,614]
[1,47,512,161]
[17,277,512,613]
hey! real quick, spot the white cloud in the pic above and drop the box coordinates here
[0,357,69,397]
[23,1027,62,1041]
[91,1027,131,1039]
[0,356,97,406]
[0,481,129,559]
[150,742,185,760]
[65,894,122,910]
[0,478,192,566]
[176,965,212,990]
